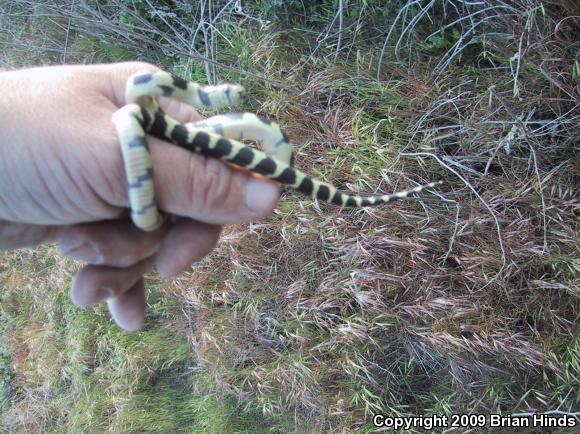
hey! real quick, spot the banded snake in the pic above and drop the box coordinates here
[112,70,442,231]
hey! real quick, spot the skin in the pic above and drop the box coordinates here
[0,62,279,331]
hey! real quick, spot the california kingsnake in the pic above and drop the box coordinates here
[112,70,441,231]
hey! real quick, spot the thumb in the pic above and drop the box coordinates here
[149,139,280,224]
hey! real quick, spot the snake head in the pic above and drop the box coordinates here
[224,84,245,107]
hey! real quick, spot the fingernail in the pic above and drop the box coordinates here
[244,179,278,213]
[61,242,104,264]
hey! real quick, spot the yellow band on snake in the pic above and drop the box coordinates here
[112,70,442,231]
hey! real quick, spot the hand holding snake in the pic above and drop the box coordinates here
[1,62,439,331]
[0,62,279,330]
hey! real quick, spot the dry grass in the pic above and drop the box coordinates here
[1,0,579,432]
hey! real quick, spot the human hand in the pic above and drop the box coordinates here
[0,62,279,330]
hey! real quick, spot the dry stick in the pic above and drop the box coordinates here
[125,0,190,48]
[410,80,472,131]
[350,1,366,59]
[75,0,299,92]
[426,186,462,264]
[334,0,344,61]
[209,0,217,83]
[489,87,548,253]
[213,0,237,22]
[442,156,485,177]
[443,201,461,263]
[510,30,525,99]
[412,175,461,262]
[377,0,422,79]
[400,151,507,270]
[378,0,517,76]
[0,41,74,55]
[297,7,343,73]
[531,105,579,136]
[143,0,236,83]
[192,4,209,78]
[404,87,469,154]
[425,4,517,41]
[79,1,190,55]
[199,0,212,84]
[141,0,188,46]
[553,389,575,414]
[435,13,518,74]
[61,0,76,63]
[539,65,580,103]
[139,0,203,83]
[527,140,548,252]
[394,0,435,62]
[185,10,197,77]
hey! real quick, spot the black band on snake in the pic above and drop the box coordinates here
[112,70,442,231]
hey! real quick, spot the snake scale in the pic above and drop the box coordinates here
[112,70,442,231]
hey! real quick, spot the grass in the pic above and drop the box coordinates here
[1,0,579,432]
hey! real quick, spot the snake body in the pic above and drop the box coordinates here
[113,70,441,231]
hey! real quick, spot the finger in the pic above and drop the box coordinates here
[156,218,221,278]
[107,278,146,331]
[104,62,204,125]
[104,61,160,108]
[58,219,166,267]
[0,221,61,250]
[149,140,280,225]
[158,96,204,124]
[69,257,153,308]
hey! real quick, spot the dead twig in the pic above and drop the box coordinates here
[400,151,507,272]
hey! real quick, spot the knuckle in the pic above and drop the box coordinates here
[187,155,235,214]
